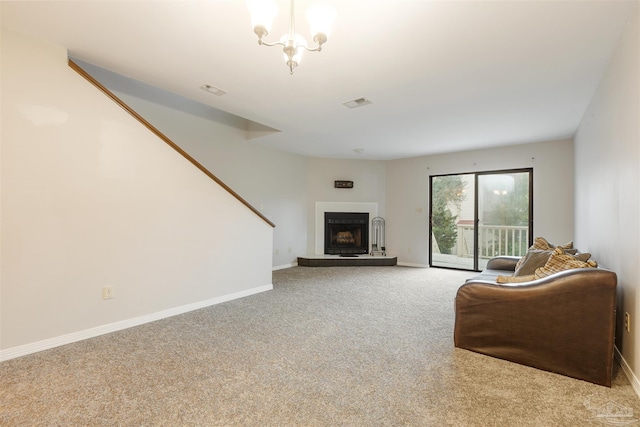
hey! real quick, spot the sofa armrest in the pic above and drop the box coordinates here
[484,256,521,272]
[454,268,617,386]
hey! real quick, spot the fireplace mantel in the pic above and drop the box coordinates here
[314,202,378,255]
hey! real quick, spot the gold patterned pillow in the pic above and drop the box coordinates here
[515,237,576,272]
[497,274,536,283]
[534,247,597,279]
[530,237,574,251]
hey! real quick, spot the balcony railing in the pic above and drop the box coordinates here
[456,224,529,259]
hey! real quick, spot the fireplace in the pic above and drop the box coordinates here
[324,212,369,255]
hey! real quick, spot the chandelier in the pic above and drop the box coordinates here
[247,0,337,74]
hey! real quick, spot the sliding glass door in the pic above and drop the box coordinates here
[476,171,532,269]
[429,173,476,270]
[429,169,532,271]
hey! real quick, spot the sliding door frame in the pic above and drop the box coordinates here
[429,168,533,271]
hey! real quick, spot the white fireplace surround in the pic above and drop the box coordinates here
[315,202,378,255]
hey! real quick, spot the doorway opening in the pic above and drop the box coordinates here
[429,169,533,271]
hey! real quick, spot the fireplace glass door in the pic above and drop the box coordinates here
[324,212,369,255]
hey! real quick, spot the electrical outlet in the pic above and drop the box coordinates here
[625,312,631,332]
[102,286,114,300]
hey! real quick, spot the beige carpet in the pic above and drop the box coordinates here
[1,266,639,426]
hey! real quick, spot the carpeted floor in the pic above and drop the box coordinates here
[1,266,639,426]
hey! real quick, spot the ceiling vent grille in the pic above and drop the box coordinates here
[343,97,372,109]
[201,84,226,96]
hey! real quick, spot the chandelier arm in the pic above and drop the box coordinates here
[300,45,322,53]
[258,40,287,48]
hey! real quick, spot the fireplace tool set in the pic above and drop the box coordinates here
[370,217,386,256]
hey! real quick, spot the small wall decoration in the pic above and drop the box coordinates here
[334,180,354,188]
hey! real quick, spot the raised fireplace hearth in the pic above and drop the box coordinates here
[297,254,397,267]
[324,212,369,255]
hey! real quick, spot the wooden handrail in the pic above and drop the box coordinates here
[68,59,275,228]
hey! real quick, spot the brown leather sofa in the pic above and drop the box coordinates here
[454,256,617,387]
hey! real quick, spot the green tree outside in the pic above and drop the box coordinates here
[431,175,466,254]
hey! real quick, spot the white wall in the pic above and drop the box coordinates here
[79,62,577,272]
[386,140,574,266]
[73,62,310,270]
[305,158,386,254]
[74,67,392,263]
[0,30,273,357]
[110,93,308,270]
[574,6,639,387]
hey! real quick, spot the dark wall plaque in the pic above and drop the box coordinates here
[334,180,354,188]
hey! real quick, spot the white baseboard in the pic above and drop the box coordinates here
[0,284,273,362]
[273,262,297,271]
[615,346,640,398]
[398,262,429,268]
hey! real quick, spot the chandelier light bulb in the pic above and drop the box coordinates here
[247,0,278,37]
[306,2,337,42]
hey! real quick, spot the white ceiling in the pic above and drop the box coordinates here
[1,0,636,160]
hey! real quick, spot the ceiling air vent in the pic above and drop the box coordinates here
[201,84,226,96]
[343,97,372,109]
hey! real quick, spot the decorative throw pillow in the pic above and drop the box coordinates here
[497,274,536,283]
[574,252,592,262]
[513,249,554,276]
[534,247,597,279]
[514,237,576,272]
[530,237,574,251]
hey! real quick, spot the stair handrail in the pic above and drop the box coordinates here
[68,59,275,228]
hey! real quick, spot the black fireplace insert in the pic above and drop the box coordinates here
[324,212,369,255]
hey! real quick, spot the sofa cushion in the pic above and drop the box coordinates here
[530,237,574,251]
[514,249,554,276]
[515,237,575,272]
[514,248,593,277]
[496,274,536,283]
[574,252,593,262]
[466,269,514,282]
[534,247,597,278]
